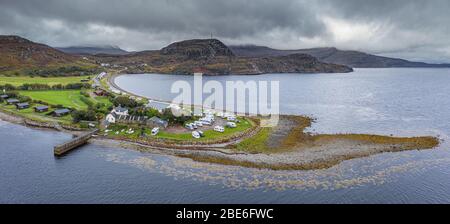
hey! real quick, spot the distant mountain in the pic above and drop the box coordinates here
[0,35,93,73]
[57,45,129,55]
[93,39,352,75]
[229,45,450,68]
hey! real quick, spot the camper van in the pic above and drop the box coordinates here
[214,126,225,133]
[151,127,160,136]
[197,130,205,137]
[192,131,201,139]
[185,123,194,130]
[226,122,237,128]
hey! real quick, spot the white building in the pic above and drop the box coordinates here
[105,113,116,124]
[112,106,129,116]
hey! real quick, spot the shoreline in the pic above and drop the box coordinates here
[0,72,440,171]
[2,108,439,171]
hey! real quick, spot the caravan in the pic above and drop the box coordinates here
[192,131,201,139]
[226,122,237,128]
[151,127,160,136]
[214,126,225,133]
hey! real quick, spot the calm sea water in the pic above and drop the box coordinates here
[2,68,450,203]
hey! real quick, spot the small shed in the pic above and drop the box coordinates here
[6,98,20,105]
[34,105,49,113]
[54,108,70,117]
[16,102,30,110]
[147,116,168,128]
[94,89,107,96]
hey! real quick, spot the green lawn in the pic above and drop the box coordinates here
[92,96,113,107]
[105,118,254,142]
[19,90,90,109]
[0,75,92,86]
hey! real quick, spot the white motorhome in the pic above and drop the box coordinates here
[226,122,237,128]
[151,127,160,136]
[192,131,201,139]
[214,126,225,133]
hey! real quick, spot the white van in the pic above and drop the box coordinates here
[185,123,194,130]
[214,126,225,133]
[192,131,201,139]
[226,122,237,128]
[151,127,160,136]
[194,121,203,127]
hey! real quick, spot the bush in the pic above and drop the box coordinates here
[72,110,97,123]
[17,95,31,102]
[80,90,90,97]
[129,107,160,117]
[80,95,94,108]
[113,96,141,108]
[160,108,191,125]
[0,84,17,91]
[5,91,19,98]
[20,83,51,91]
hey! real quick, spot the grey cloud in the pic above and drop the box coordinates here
[0,0,450,62]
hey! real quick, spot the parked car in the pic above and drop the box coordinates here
[151,127,160,136]
[214,126,225,133]
[227,116,237,122]
[194,121,203,127]
[192,131,201,139]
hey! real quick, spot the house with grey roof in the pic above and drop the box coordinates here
[34,105,49,113]
[6,98,20,105]
[16,102,30,110]
[147,116,168,128]
[54,108,71,117]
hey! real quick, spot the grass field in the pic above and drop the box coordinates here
[19,90,90,109]
[0,75,92,86]
[105,118,254,142]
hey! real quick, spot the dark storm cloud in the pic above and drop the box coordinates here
[0,0,449,62]
[0,0,325,38]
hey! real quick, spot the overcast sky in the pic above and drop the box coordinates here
[1,0,450,63]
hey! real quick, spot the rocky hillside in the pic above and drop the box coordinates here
[57,45,129,55]
[230,45,450,68]
[93,39,352,75]
[0,35,95,73]
[161,39,234,59]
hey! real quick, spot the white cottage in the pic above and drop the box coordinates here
[105,113,117,124]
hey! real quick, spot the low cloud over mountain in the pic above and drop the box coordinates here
[1,0,450,63]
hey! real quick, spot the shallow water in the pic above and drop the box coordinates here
[1,68,450,203]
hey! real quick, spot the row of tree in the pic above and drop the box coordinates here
[24,66,101,77]
[0,83,91,91]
